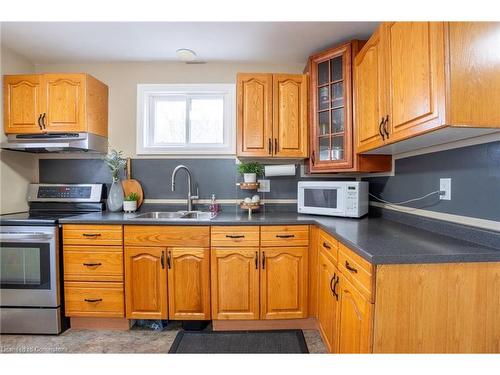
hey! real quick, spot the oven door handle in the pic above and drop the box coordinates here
[0,233,54,242]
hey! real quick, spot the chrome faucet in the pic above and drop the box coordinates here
[171,165,199,212]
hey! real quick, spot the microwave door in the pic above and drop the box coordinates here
[302,187,345,215]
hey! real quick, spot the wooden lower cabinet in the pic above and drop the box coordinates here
[211,247,260,320]
[124,246,167,319]
[260,247,308,319]
[338,276,374,353]
[167,248,211,320]
[317,250,340,353]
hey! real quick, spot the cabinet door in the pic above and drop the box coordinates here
[354,29,387,153]
[260,247,308,319]
[310,43,353,170]
[338,276,373,353]
[317,251,340,353]
[211,247,260,320]
[167,248,211,320]
[237,73,273,157]
[43,74,86,132]
[273,74,308,158]
[383,22,445,141]
[125,247,167,319]
[3,75,44,134]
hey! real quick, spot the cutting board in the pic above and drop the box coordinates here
[122,157,144,208]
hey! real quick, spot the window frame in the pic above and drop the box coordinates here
[137,83,236,155]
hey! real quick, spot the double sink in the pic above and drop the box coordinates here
[130,211,214,221]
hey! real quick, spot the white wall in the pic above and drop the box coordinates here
[0,45,38,214]
[34,61,305,157]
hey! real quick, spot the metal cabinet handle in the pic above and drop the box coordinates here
[274,138,278,153]
[345,261,358,273]
[378,117,385,141]
[268,138,272,154]
[167,251,171,269]
[37,114,43,130]
[329,273,336,294]
[262,251,266,269]
[226,234,245,239]
[322,242,331,249]
[276,234,294,238]
[161,251,165,269]
[333,275,339,301]
[83,262,102,267]
[84,298,102,303]
[383,115,390,139]
[41,113,46,129]
[82,233,101,237]
[311,150,315,166]
[255,251,258,269]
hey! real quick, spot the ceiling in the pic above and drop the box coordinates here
[0,22,378,64]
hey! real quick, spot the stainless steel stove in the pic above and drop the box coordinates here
[0,183,104,334]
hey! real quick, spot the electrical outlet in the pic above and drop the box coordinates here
[258,179,270,193]
[439,178,451,200]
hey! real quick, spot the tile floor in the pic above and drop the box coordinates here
[0,322,327,354]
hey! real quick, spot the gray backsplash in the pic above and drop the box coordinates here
[366,141,500,221]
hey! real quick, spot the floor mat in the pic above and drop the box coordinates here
[169,329,309,353]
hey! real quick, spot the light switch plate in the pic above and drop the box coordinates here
[258,179,270,193]
[439,178,451,200]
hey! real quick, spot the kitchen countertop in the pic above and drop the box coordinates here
[57,209,500,265]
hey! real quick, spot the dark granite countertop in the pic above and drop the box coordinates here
[55,208,500,265]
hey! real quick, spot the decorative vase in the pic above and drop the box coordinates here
[123,200,137,213]
[107,178,124,212]
[243,173,257,183]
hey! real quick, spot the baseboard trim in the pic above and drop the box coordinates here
[212,318,318,331]
[370,201,500,232]
[69,317,130,330]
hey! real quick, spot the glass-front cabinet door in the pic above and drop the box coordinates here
[310,43,354,171]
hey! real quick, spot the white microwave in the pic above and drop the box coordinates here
[297,181,369,218]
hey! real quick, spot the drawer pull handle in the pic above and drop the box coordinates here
[345,261,358,273]
[323,242,331,249]
[226,234,245,239]
[83,262,102,267]
[84,298,102,303]
[276,234,295,238]
[82,233,101,238]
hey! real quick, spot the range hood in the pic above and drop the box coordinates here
[1,133,108,154]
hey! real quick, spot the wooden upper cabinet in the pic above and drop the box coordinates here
[167,248,211,320]
[237,72,308,158]
[124,246,167,320]
[211,247,260,320]
[260,247,308,319]
[318,250,340,353]
[354,30,386,153]
[383,22,445,141]
[44,74,86,133]
[237,73,273,157]
[3,73,108,136]
[273,74,308,157]
[3,75,43,134]
[338,276,374,353]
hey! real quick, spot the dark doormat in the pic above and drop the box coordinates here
[169,329,309,353]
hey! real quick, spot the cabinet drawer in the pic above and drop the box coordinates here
[124,226,209,247]
[338,243,374,302]
[63,225,123,246]
[261,225,309,247]
[63,246,123,282]
[319,230,339,263]
[211,226,260,247]
[65,281,124,317]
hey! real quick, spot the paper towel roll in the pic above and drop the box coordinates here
[264,164,296,177]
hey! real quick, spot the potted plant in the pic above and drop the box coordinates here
[237,161,264,183]
[123,192,139,213]
[104,149,127,212]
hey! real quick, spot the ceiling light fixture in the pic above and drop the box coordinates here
[176,48,198,62]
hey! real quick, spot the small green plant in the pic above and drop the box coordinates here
[237,161,264,176]
[104,149,127,181]
[124,192,139,202]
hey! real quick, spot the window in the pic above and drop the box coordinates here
[137,84,236,155]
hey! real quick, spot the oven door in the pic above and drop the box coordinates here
[0,226,59,307]
[298,184,346,216]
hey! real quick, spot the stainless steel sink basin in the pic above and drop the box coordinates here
[130,211,213,221]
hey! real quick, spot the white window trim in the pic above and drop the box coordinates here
[137,83,236,155]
